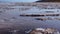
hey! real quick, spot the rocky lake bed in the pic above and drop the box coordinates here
[0,2,60,34]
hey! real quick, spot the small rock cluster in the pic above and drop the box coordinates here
[30,28,60,34]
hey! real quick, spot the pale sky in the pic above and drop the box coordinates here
[0,0,38,2]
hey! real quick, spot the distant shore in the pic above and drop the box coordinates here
[0,2,60,6]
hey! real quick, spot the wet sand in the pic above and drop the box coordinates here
[0,2,60,34]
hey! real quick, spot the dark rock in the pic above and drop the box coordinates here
[36,0,60,2]
[20,14,60,17]
[20,14,45,17]
[35,18,44,21]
